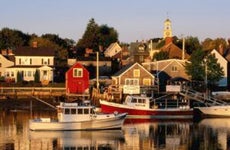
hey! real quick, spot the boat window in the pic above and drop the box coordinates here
[84,108,89,114]
[138,99,146,103]
[71,109,76,114]
[64,108,70,114]
[131,98,137,103]
[78,109,83,114]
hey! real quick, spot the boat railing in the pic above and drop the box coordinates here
[179,87,228,106]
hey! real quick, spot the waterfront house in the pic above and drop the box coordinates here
[65,62,89,94]
[142,59,190,91]
[104,42,122,58]
[110,62,155,95]
[0,50,14,81]
[4,42,55,84]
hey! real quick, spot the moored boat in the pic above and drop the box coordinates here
[194,105,230,118]
[100,95,193,119]
[29,101,127,131]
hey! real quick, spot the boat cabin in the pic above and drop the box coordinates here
[124,95,150,109]
[57,102,94,122]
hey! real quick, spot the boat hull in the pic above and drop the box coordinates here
[29,113,127,131]
[100,100,193,119]
[194,105,230,118]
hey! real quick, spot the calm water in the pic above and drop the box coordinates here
[0,110,230,150]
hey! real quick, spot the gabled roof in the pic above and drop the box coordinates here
[160,42,190,59]
[14,46,55,56]
[104,42,122,57]
[113,62,154,78]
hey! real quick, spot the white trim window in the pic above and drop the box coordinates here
[143,78,151,86]
[125,78,139,85]
[133,69,140,77]
[73,68,83,77]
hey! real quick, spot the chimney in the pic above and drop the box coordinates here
[165,37,172,45]
[32,41,38,48]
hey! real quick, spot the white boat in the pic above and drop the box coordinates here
[194,105,230,118]
[100,95,193,119]
[29,101,127,131]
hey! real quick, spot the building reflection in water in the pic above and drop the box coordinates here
[2,111,230,149]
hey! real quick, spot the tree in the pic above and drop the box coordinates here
[76,18,119,55]
[152,51,169,60]
[34,69,40,83]
[202,38,227,51]
[185,49,224,91]
[0,28,30,49]
[185,49,205,81]
[205,53,224,90]
[174,36,201,55]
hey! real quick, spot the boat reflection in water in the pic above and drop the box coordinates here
[29,130,125,149]
[122,119,192,149]
[199,118,230,150]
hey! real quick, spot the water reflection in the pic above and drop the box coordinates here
[1,110,230,149]
[29,130,124,149]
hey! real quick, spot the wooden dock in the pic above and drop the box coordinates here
[0,87,90,101]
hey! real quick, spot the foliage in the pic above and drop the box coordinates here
[202,38,227,51]
[34,69,40,83]
[0,28,30,49]
[174,36,202,55]
[185,49,224,89]
[76,18,118,55]
[205,53,224,87]
[185,49,205,81]
[152,51,169,60]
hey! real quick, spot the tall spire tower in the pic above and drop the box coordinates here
[163,18,172,39]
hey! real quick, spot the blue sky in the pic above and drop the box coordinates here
[0,0,229,43]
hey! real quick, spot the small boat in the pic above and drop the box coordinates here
[100,95,193,119]
[194,105,230,118]
[29,101,127,131]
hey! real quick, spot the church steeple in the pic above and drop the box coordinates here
[163,18,172,39]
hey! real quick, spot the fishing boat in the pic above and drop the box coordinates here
[29,101,127,131]
[100,95,193,119]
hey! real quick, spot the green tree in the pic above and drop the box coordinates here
[174,36,201,55]
[152,51,169,60]
[205,53,224,89]
[185,49,224,91]
[34,69,40,83]
[185,49,205,81]
[76,18,119,55]
[0,28,30,49]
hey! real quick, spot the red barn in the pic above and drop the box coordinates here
[66,62,89,94]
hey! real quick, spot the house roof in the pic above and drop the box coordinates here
[160,42,190,59]
[113,62,154,78]
[14,46,55,56]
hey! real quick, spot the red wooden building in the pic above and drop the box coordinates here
[65,62,89,94]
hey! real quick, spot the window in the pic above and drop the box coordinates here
[139,56,144,62]
[30,59,32,65]
[78,109,83,114]
[143,78,151,86]
[41,59,44,65]
[19,58,21,65]
[84,108,89,114]
[11,72,14,77]
[0,63,2,67]
[125,78,139,85]
[71,109,76,114]
[64,109,70,114]
[172,66,178,72]
[133,69,140,77]
[73,68,83,77]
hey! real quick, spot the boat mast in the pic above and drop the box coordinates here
[96,51,99,91]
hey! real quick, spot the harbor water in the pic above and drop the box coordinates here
[1,110,230,149]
